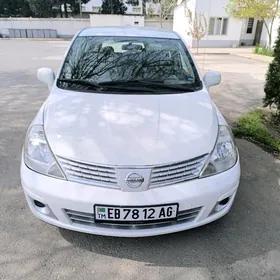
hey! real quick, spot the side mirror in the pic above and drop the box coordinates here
[37,68,55,89]
[203,71,221,88]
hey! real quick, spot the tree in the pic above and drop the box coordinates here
[0,0,33,17]
[142,0,153,15]
[100,0,127,14]
[264,26,280,115]
[186,8,207,54]
[226,0,280,50]
[146,4,155,18]
[152,0,177,27]
[27,0,56,17]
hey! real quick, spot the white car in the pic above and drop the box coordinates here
[21,27,240,237]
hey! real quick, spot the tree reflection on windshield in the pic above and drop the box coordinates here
[59,36,199,89]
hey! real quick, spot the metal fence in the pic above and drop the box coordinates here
[8,29,58,38]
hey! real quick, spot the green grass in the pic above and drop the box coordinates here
[254,44,274,57]
[233,109,280,152]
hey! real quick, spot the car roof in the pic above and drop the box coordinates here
[79,27,180,39]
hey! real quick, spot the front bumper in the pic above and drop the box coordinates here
[21,158,240,237]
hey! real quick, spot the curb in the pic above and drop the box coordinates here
[234,53,272,63]
[0,38,71,41]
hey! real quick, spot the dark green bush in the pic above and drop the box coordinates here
[264,26,280,114]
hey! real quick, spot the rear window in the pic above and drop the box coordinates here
[58,36,201,93]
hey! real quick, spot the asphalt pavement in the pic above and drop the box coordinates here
[0,40,280,280]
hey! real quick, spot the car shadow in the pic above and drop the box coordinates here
[59,139,280,268]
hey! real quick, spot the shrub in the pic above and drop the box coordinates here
[233,110,280,152]
[254,43,260,54]
[264,26,280,114]
[254,44,273,56]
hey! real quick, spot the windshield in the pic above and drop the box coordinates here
[57,36,202,94]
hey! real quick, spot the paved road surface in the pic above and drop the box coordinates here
[0,40,279,280]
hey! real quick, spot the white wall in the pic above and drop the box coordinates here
[90,14,144,27]
[260,18,279,48]
[0,18,90,37]
[195,0,242,47]
[173,0,243,48]
[0,16,172,38]
[173,0,194,47]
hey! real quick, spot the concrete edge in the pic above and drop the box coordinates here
[193,53,230,56]
[0,37,71,41]
[234,53,273,63]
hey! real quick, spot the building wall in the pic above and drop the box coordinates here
[174,0,243,48]
[173,0,195,47]
[0,17,173,38]
[194,0,242,48]
[260,18,280,48]
[0,18,90,38]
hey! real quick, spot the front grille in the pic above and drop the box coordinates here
[64,207,202,230]
[57,156,118,188]
[149,154,208,188]
[57,154,208,189]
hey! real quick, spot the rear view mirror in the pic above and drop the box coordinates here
[203,71,221,88]
[37,67,55,90]
[122,43,143,51]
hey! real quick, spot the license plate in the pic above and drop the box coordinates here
[94,204,178,223]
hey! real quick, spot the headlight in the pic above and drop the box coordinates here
[200,125,238,177]
[24,124,66,179]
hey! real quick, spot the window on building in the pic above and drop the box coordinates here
[92,6,100,13]
[215,18,222,35]
[222,18,228,35]
[208,17,228,35]
[208,18,215,35]
[127,0,139,6]
[81,5,86,12]
[132,7,141,13]
[246,18,254,34]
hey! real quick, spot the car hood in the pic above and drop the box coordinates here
[44,88,218,166]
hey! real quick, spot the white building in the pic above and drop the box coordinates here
[81,0,160,15]
[173,0,266,48]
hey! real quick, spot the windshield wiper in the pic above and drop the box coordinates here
[57,78,200,93]
[57,78,103,89]
[99,79,200,92]
[58,78,156,93]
